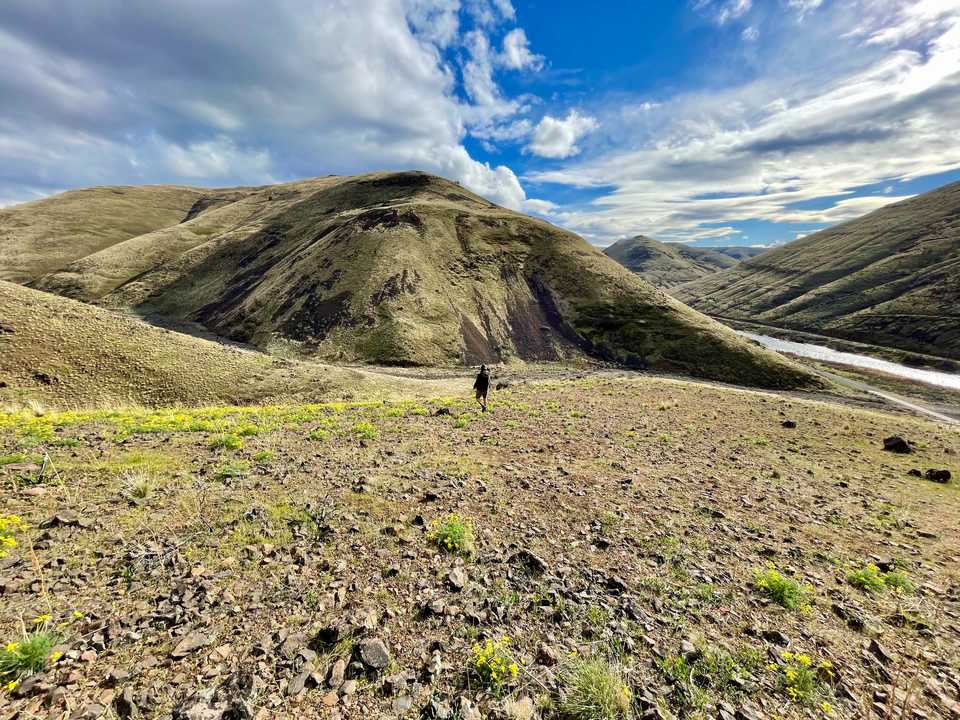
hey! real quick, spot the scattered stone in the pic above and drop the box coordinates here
[781,420,797,428]
[537,642,558,666]
[868,639,894,666]
[171,632,211,659]
[907,468,922,477]
[924,469,951,483]
[434,408,452,416]
[761,629,790,646]
[448,567,468,590]
[328,658,346,689]
[358,638,391,670]
[392,695,413,714]
[508,549,548,575]
[882,436,912,454]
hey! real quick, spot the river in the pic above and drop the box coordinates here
[742,332,960,392]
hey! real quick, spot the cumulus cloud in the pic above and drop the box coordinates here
[499,28,544,71]
[529,0,960,241]
[0,0,534,209]
[527,110,599,159]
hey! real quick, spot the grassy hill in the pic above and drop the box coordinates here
[603,235,738,288]
[0,282,453,409]
[1,375,956,719]
[674,182,960,359]
[2,172,816,389]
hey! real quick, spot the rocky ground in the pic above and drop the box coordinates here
[1,375,958,719]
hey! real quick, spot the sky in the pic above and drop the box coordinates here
[1,1,959,248]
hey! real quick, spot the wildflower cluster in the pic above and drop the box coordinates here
[351,421,378,440]
[752,563,813,612]
[1,627,61,691]
[472,636,519,692]
[768,650,834,705]
[847,563,915,595]
[0,515,29,558]
[427,513,475,556]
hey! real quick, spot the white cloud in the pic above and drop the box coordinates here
[787,0,824,18]
[499,28,544,71]
[0,0,535,210]
[742,26,759,41]
[527,0,960,241]
[527,110,599,159]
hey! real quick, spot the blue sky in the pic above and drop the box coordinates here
[1,1,959,247]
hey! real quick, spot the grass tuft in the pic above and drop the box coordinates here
[559,656,632,720]
[427,513,475,556]
[753,564,813,611]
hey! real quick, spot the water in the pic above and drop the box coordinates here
[742,332,960,392]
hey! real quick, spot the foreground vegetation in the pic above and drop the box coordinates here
[0,376,957,718]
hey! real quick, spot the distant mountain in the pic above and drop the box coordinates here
[674,181,960,359]
[712,246,768,262]
[603,235,750,288]
[0,172,815,389]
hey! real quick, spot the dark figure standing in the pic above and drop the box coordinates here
[473,364,490,412]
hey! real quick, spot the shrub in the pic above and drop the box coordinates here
[427,513,475,556]
[660,645,762,712]
[454,413,473,429]
[559,656,632,720]
[472,636,519,692]
[847,563,915,595]
[252,450,274,463]
[769,650,834,705]
[307,429,329,441]
[753,564,813,611]
[351,421,378,440]
[0,631,60,687]
[0,515,28,559]
[215,461,250,480]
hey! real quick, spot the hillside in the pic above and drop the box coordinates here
[1,172,815,389]
[1,377,957,719]
[0,282,452,409]
[603,235,738,288]
[674,182,960,359]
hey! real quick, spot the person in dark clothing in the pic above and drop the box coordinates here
[473,364,490,412]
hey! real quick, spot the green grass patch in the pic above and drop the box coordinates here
[209,434,243,451]
[847,563,915,595]
[0,631,60,685]
[351,421,378,440]
[559,656,632,720]
[427,513,475,556]
[752,564,813,611]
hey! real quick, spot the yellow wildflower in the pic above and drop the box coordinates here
[5,641,19,652]
[5,680,17,693]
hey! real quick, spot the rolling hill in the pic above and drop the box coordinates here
[674,181,960,360]
[0,281,455,409]
[603,235,741,288]
[0,171,815,389]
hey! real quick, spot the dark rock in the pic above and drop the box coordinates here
[508,549,548,575]
[882,436,912,454]
[434,408,452,417]
[781,420,796,428]
[113,687,136,718]
[357,638,391,670]
[761,629,791,646]
[924,469,951,483]
[605,575,629,595]
[831,603,867,632]
[907,469,922,477]
[536,643,558,666]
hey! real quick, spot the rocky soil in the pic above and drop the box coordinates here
[1,375,958,719]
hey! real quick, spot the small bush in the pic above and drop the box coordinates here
[0,631,60,687]
[0,453,25,466]
[0,515,28,559]
[351,421,378,440]
[559,656,632,720]
[252,450,274,463]
[307,429,329,441]
[769,650,834,705]
[427,513,475,556]
[847,563,915,595]
[235,423,259,437]
[753,564,813,611]
[472,636,519,693]
[454,413,473,429]
[210,434,243,451]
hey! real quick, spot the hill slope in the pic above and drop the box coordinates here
[3,172,815,389]
[0,281,452,408]
[675,182,960,359]
[603,235,738,288]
